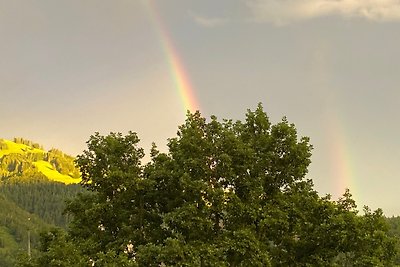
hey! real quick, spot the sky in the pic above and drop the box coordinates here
[1,0,400,215]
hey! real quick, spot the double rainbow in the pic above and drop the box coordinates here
[144,1,358,203]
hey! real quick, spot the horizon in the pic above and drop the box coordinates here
[2,0,400,215]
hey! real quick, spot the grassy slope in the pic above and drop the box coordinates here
[0,139,81,184]
[0,140,44,157]
[33,161,80,184]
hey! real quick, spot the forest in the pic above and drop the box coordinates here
[0,138,82,266]
[2,106,400,266]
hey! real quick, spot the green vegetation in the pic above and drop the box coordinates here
[0,226,19,267]
[20,105,399,266]
[0,138,83,266]
[0,138,80,184]
[0,193,51,267]
[0,138,83,227]
[386,216,400,265]
[33,161,79,184]
[0,182,82,227]
[0,139,44,158]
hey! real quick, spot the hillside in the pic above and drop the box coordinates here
[0,138,84,227]
[0,138,80,184]
[0,193,51,267]
[0,182,83,227]
[0,138,84,266]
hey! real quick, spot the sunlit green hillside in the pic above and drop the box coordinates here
[0,138,81,184]
[33,160,80,184]
[0,139,84,266]
[0,139,44,157]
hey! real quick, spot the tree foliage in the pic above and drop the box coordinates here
[0,193,52,267]
[22,105,397,266]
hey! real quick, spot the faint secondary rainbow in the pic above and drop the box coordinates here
[143,0,200,114]
[327,111,357,200]
[309,44,359,202]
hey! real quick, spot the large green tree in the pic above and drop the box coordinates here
[21,105,397,266]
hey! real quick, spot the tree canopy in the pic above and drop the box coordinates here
[21,104,398,266]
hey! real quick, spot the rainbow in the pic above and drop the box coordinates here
[307,45,359,203]
[327,111,357,200]
[143,0,199,114]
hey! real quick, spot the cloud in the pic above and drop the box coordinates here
[190,13,228,27]
[245,0,400,24]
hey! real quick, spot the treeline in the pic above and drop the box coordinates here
[0,138,84,266]
[0,193,51,267]
[0,181,83,227]
[0,140,7,150]
[0,155,46,181]
[19,106,400,266]
[12,138,43,150]
[387,216,400,265]
[46,149,80,178]
[0,180,83,267]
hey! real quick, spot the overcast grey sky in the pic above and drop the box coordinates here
[1,0,400,215]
